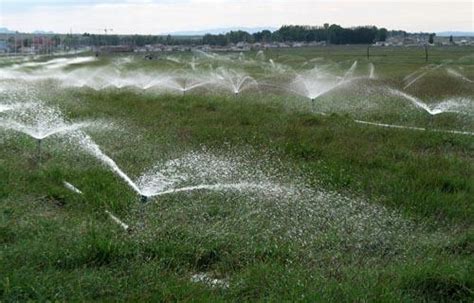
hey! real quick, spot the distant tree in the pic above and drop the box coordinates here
[201,24,401,46]
[271,31,282,42]
[449,35,454,43]
[203,33,227,46]
[22,38,31,47]
[226,30,253,44]
[253,30,272,43]
[376,28,388,41]
[324,23,330,42]
[428,33,435,44]
[52,35,61,47]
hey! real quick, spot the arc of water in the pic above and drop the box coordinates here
[368,63,375,79]
[0,103,20,113]
[63,181,83,194]
[235,75,258,94]
[147,182,269,198]
[403,63,445,89]
[0,120,94,140]
[40,122,95,140]
[386,88,464,116]
[259,82,305,98]
[403,71,428,90]
[341,61,358,81]
[160,78,211,94]
[75,133,142,195]
[387,88,434,114]
[354,119,474,136]
[77,133,281,202]
[446,68,473,83]
[105,210,130,231]
[306,76,367,101]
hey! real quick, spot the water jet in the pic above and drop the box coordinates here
[288,61,359,105]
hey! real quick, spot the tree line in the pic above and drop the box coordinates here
[10,24,407,49]
[203,24,399,46]
[78,24,402,47]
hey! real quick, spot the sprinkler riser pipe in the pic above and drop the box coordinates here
[310,98,316,112]
[37,139,42,165]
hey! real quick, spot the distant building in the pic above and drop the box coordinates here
[99,45,134,53]
[0,40,7,53]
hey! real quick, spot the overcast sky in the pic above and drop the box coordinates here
[0,0,472,34]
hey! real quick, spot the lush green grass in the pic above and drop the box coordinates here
[1,46,473,302]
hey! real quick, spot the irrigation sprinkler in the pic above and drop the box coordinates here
[36,139,42,165]
[428,114,435,128]
[136,195,149,229]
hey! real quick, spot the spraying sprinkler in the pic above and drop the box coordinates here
[428,113,435,128]
[36,139,42,164]
[140,195,148,204]
[310,98,316,111]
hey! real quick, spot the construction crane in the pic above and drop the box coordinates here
[102,28,113,35]
[92,28,114,56]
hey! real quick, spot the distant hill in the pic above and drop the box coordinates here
[32,30,55,34]
[0,27,15,33]
[167,27,278,36]
[0,27,56,34]
[437,31,474,37]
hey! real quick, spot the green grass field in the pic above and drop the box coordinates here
[1,46,473,302]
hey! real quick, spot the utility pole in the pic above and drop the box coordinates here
[14,31,17,56]
[98,28,113,55]
[367,45,371,60]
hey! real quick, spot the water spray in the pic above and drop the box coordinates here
[105,210,131,232]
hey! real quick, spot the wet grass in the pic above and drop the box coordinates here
[1,46,473,302]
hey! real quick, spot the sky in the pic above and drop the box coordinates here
[0,0,473,34]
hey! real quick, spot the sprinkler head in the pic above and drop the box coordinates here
[140,195,148,204]
[36,139,43,165]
